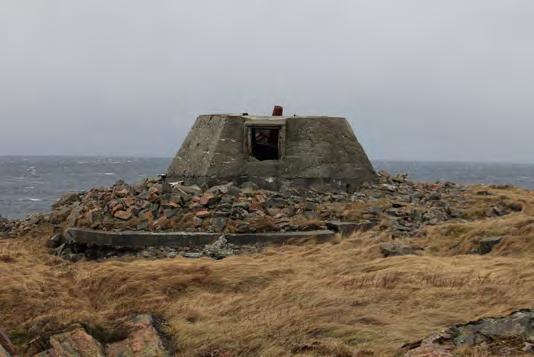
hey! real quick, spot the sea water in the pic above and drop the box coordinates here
[1,156,533,219]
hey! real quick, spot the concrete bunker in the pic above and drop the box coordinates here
[167,108,376,192]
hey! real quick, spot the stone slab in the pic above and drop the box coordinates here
[64,228,335,248]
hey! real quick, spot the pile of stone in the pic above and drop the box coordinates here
[1,171,522,239]
[46,178,331,235]
[401,309,534,356]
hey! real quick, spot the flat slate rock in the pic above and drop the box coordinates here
[64,228,335,248]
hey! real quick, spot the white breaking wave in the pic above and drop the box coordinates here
[18,197,42,202]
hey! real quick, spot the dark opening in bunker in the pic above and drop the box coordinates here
[250,127,279,161]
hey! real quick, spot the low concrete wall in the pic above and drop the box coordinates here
[64,228,335,248]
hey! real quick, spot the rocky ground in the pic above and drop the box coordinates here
[0,172,533,356]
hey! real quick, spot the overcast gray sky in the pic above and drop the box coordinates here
[1,1,533,162]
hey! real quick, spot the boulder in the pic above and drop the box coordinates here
[113,210,132,221]
[195,210,210,218]
[106,315,168,357]
[472,236,503,255]
[199,192,218,206]
[401,309,534,356]
[49,327,105,357]
[203,235,234,260]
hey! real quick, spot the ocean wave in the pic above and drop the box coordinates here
[18,197,42,202]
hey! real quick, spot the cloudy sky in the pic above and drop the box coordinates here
[1,1,533,162]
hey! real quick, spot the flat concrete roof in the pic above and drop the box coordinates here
[198,114,344,120]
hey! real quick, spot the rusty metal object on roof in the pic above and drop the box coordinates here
[272,105,283,116]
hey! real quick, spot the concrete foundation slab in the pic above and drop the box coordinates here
[64,228,335,249]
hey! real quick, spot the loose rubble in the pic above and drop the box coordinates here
[1,171,523,241]
[1,171,526,264]
[401,309,534,356]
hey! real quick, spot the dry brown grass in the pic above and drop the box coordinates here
[1,186,534,356]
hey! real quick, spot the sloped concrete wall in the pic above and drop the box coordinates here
[167,115,244,185]
[280,117,375,190]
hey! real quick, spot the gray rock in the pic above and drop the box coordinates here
[240,181,259,191]
[182,252,203,259]
[52,192,81,209]
[402,309,534,356]
[65,203,83,227]
[472,236,503,255]
[166,249,178,258]
[507,202,523,212]
[211,217,227,231]
[227,185,242,196]
[48,327,105,357]
[106,314,169,357]
[203,235,234,259]
[427,192,441,201]
[163,208,178,218]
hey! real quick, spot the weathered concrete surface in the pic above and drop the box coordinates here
[64,228,220,248]
[225,230,335,245]
[166,114,376,192]
[64,228,335,248]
